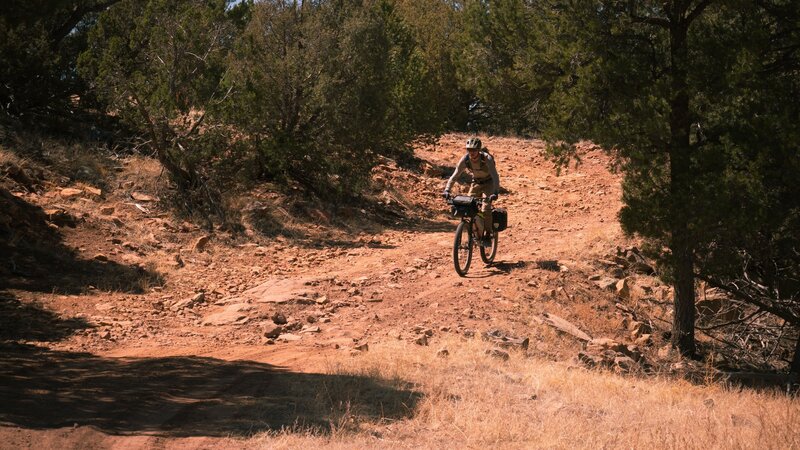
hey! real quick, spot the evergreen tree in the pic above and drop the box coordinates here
[0,0,121,127]
[456,0,556,134]
[222,0,445,198]
[392,0,471,131]
[79,0,236,194]
[539,0,800,357]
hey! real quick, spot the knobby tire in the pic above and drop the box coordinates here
[453,220,473,277]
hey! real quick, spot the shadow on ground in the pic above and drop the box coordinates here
[0,188,163,294]
[0,291,91,342]
[0,344,422,437]
[464,260,531,278]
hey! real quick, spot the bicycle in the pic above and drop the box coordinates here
[445,194,506,276]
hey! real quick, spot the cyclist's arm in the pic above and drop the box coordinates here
[444,155,468,192]
[486,154,500,195]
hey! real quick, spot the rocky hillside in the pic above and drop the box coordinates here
[1,134,795,448]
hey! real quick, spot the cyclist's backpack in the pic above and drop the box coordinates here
[492,208,508,232]
[451,195,478,218]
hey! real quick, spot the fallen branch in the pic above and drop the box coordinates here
[537,312,592,342]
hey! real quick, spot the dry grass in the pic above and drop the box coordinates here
[252,337,800,449]
[0,146,22,167]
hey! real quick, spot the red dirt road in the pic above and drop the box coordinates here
[1,134,638,448]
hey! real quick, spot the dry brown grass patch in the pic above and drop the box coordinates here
[254,337,800,449]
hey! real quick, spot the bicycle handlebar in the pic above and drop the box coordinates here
[445,194,496,206]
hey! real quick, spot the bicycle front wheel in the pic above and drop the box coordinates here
[453,220,473,276]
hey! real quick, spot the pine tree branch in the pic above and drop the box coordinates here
[686,0,716,25]
[696,308,765,332]
[627,2,670,28]
[49,0,123,51]
[695,273,800,326]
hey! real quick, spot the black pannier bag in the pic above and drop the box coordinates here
[451,195,478,217]
[492,208,508,232]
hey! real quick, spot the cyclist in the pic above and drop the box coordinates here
[443,137,500,247]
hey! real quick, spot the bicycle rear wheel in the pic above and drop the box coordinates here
[480,231,498,264]
[453,220,473,276]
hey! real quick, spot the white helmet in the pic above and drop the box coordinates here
[465,137,482,150]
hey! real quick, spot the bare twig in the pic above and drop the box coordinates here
[697,309,765,332]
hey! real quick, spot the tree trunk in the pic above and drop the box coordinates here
[154,146,196,192]
[668,17,696,357]
[671,233,696,356]
[791,333,800,375]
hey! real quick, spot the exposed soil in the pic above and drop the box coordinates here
[1,134,675,448]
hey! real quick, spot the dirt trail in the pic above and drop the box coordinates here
[1,134,637,448]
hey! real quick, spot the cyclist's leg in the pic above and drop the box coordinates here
[468,184,492,244]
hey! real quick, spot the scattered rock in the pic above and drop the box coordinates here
[272,312,287,325]
[595,277,618,290]
[437,347,449,358]
[614,356,638,372]
[202,303,252,326]
[131,192,157,202]
[615,278,631,299]
[194,235,211,252]
[280,320,300,331]
[414,335,429,346]
[631,261,655,275]
[44,209,77,227]
[580,338,647,372]
[100,206,115,215]
[485,348,510,361]
[635,334,653,346]
[85,186,102,197]
[629,321,652,338]
[587,338,626,354]
[240,277,323,304]
[483,329,529,350]
[60,188,83,198]
[354,343,369,352]
[263,325,283,338]
[170,298,195,311]
[278,333,302,342]
[93,254,108,262]
[578,352,604,368]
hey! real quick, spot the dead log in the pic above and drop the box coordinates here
[538,312,592,342]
